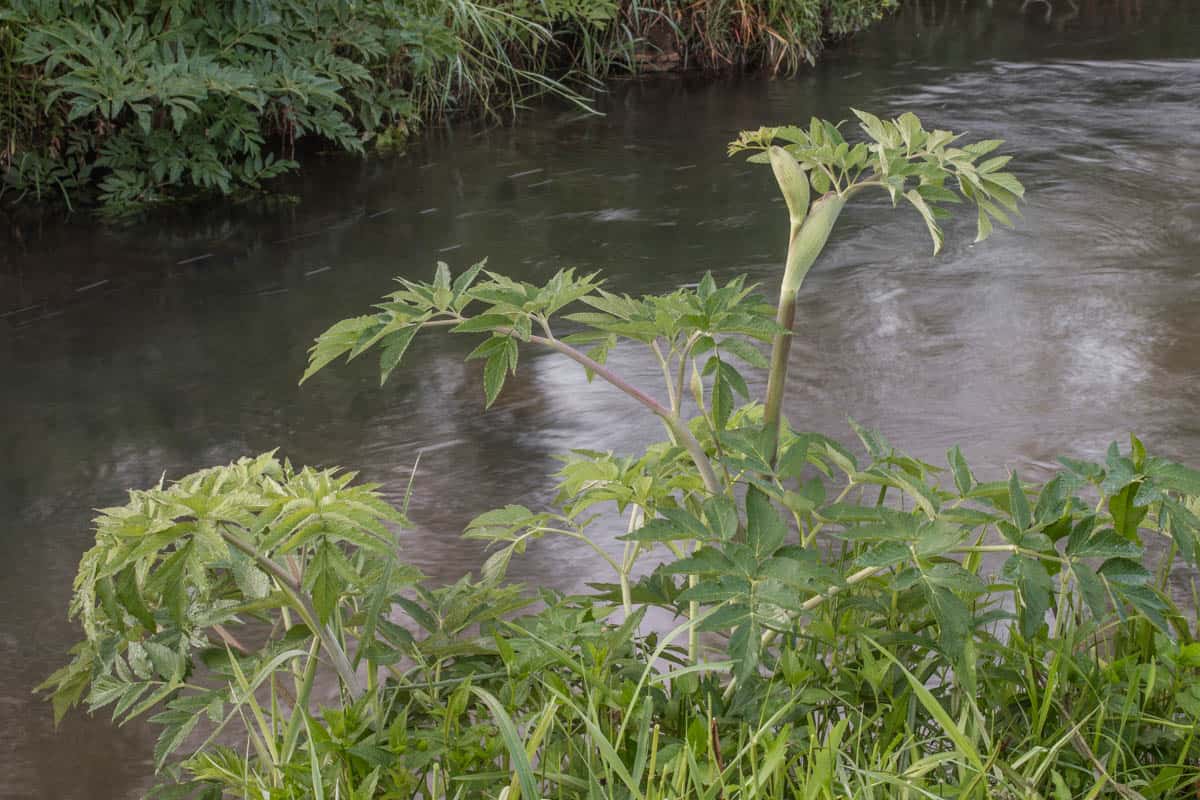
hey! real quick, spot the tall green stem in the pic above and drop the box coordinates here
[280,639,322,764]
[619,505,642,617]
[761,195,846,465]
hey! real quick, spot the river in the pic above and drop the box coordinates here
[3,1,1200,796]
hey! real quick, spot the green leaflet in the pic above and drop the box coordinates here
[947,446,974,495]
[745,486,787,560]
[768,145,810,226]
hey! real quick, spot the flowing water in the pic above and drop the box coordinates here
[3,1,1200,796]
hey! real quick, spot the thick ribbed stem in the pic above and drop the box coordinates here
[761,195,846,466]
[761,278,798,466]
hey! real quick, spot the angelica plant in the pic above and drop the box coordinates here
[41,112,1200,800]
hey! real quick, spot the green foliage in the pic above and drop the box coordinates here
[729,110,1025,254]
[0,0,572,210]
[646,0,898,74]
[37,453,416,723]
[1,0,899,212]
[1,0,435,210]
[42,114,1200,799]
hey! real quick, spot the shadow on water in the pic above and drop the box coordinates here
[3,1,1200,796]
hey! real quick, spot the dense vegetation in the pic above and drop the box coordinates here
[0,0,897,212]
[41,112,1200,798]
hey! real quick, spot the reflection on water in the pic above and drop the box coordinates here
[3,1,1200,796]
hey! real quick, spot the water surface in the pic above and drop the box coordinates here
[4,2,1200,796]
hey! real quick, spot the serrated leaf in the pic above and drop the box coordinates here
[677,576,751,604]
[146,541,193,626]
[888,470,940,519]
[964,139,1003,157]
[483,350,509,408]
[854,541,910,569]
[660,547,734,575]
[1116,585,1170,634]
[1058,456,1103,480]
[481,547,514,584]
[983,172,1024,198]
[904,188,944,255]
[1033,474,1073,526]
[466,504,536,535]
[621,508,707,543]
[1146,460,1200,495]
[915,521,969,556]
[379,325,419,384]
[848,418,891,460]
[115,566,156,632]
[711,369,733,431]
[1098,557,1151,586]
[1108,483,1148,540]
[852,109,889,145]
[1101,443,1138,494]
[1006,555,1052,639]
[301,315,376,384]
[1065,514,1096,555]
[393,597,437,634]
[729,619,760,683]
[229,549,271,600]
[924,584,970,662]
[948,445,974,496]
[143,641,185,682]
[1008,472,1031,532]
[975,203,994,243]
[1163,499,1200,565]
[937,508,996,528]
[154,714,200,771]
[760,555,834,591]
[745,486,787,560]
[1071,562,1109,619]
[703,496,739,542]
[451,259,487,304]
[923,562,985,594]
[717,361,749,399]
[304,542,344,624]
[696,603,751,632]
[718,338,769,369]
[819,503,885,524]
[1069,527,1141,559]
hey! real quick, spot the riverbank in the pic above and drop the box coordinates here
[0,0,897,214]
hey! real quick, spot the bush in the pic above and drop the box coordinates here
[45,111,1198,799]
[0,0,897,212]
[0,1,439,210]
